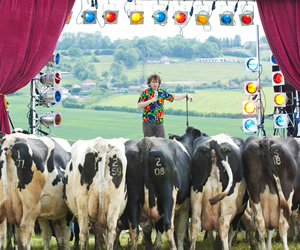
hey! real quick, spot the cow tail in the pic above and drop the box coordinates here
[140,138,150,186]
[261,137,290,221]
[209,157,233,205]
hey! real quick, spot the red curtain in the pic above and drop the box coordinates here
[257,0,300,90]
[0,0,75,134]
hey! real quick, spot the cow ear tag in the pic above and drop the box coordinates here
[173,137,177,141]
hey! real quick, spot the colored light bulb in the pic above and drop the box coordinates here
[274,94,285,106]
[246,82,257,94]
[55,114,62,126]
[221,15,232,25]
[245,119,256,131]
[132,12,143,23]
[244,102,256,114]
[155,12,166,23]
[106,12,117,23]
[196,15,208,25]
[275,116,287,127]
[241,15,252,25]
[273,73,283,84]
[84,12,96,23]
[176,13,187,24]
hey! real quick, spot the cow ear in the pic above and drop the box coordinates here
[192,129,201,138]
[0,137,6,146]
[0,131,6,138]
[220,143,232,155]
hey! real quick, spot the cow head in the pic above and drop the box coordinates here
[168,126,204,141]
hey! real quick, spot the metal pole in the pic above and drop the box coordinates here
[256,24,262,137]
[30,79,36,135]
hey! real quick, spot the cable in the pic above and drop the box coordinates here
[178,0,195,36]
[76,0,84,24]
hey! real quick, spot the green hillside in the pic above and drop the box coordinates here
[6,93,274,142]
[89,87,275,115]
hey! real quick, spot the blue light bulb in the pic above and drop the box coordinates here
[55,91,62,103]
[155,12,166,23]
[271,55,277,65]
[247,58,258,71]
[221,15,232,25]
[276,116,287,127]
[55,53,60,65]
[245,119,256,131]
[85,12,96,23]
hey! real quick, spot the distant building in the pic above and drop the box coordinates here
[161,56,170,64]
[72,83,81,89]
[195,58,238,63]
[57,86,70,98]
[82,79,96,91]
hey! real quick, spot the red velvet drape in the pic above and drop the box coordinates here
[257,0,300,90]
[0,0,75,134]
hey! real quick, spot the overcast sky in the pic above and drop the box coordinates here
[62,0,265,43]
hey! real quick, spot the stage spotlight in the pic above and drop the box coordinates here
[130,11,144,24]
[66,11,72,24]
[239,12,254,26]
[47,53,60,67]
[40,72,61,86]
[39,72,61,86]
[242,118,257,133]
[245,58,259,72]
[82,10,97,24]
[219,4,235,26]
[173,11,188,25]
[103,10,118,24]
[40,112,62,128]
[243,101,257,115]
[195,4,210,26]
[220,11,234,26]
[239,4,254,26]
[153,10,167,24]
[274,114,289,129]
[39,88,62,107]
[195,13,210,25]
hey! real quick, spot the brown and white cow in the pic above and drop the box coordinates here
[63,137,128,250]
[0,133,73,249]
[189,133,247,250]
[242,135,300,250]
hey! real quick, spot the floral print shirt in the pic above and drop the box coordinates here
[138,88,174,123]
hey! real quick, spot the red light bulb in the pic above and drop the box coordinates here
[241,15,252,25]
[106,12,117,23]
[176,13,187,24]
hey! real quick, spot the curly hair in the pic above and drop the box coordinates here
[146,74,161,87]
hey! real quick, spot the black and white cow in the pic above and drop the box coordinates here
[0,133,73,249]
[63,137,128,250]
[242,136,300,250]
[124,126,201,250]
[189,133,247,250]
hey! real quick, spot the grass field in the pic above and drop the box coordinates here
[25,230,300,249]
[6,91,275,142]
[66,52,272,84]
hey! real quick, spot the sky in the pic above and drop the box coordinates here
[62,0,265,44]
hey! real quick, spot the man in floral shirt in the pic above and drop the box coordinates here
[138,74,193,138]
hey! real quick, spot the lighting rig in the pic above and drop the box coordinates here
[29,52,62,135]
[270,53,296,137]
[77,0,255,32]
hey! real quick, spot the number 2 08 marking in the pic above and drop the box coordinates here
[154,157,164,176]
